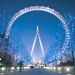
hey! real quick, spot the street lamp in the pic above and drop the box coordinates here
[53,67,56,70]
[11,67,15,70]
[58,67,61,70]
[66,67,70,72]
[2,67,5,71]
[17,67,20,70]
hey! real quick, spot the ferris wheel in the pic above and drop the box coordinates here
[5,6,70,61]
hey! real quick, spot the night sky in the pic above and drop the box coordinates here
[0,0,75,16]
[0,0,75,63]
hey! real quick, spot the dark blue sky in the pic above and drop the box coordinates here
[0,0,75,16]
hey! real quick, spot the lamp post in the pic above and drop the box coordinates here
[72,50,75,71]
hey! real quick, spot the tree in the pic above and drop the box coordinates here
[44,13,75,67]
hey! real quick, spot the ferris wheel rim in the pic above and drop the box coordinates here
[5,6,70,60]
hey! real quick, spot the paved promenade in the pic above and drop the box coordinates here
[0,68,74,75]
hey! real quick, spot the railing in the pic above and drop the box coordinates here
[0,66,30,74]
[44,66,74,72]
[0,66,74,74]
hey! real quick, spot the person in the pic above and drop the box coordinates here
[19,60,22,72]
